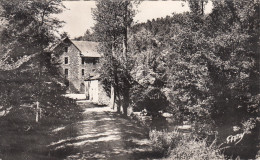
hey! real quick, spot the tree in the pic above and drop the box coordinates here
[130,0,259,141]
[92,0,136,116]
[74,29,98,41]
[162,2,260,157]
[206,0,259,136]
[186,0,208,16]
[0,0,64,62]
[0,0,76,125]
[128,27,169,116]
[125,0,259,157]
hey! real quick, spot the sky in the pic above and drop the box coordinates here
[56,1,213,38]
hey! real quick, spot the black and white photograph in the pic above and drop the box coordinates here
[0,0,259,159]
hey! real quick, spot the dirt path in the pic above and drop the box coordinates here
[48,103,159,160]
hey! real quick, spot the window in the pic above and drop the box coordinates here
[65,69,68,77]
[81,58,84,64]
[82,69,84,76]
[64,47,68,52]
[64,57,68,64]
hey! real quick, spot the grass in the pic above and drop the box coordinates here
[149,130,225,160]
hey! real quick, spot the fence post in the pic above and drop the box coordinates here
[36,101,39,122]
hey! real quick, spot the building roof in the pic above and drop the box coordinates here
[45,37,101,58]
[72,40,101,58]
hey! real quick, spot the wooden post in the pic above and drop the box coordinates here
[36,101,39,122]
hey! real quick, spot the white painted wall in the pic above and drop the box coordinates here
[85,80,99,103]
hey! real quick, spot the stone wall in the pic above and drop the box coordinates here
[52,40,81,92]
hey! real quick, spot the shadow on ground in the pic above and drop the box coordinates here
[47,103,162,160]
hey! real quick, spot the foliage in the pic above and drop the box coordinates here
[92,0,135,42]
[149,130,225,159]
[130,1,259,158]
[166,135,225,160]
[131,86,169,115]
[74,29,98,42]
[0,55,82,129]
[149,130,181,156]
[186,0,208,16]
[0,0,81,130]
[0,0,64,62]
[204,0,260,129]
[130,0,260,131]
[128,25,169,115]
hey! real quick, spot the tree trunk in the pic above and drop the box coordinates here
[201,0,204,15]
[123,2,128,61]
[116,93,122,113]
[122,1,130,117]
[110,85,115,109]
[110,40,118,111]
[114,68,121,113]
[122,88,130,116]
[123,30,127,61]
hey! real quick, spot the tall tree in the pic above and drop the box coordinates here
[0,0,64,63]
[92,0,135,116]
[0,0,67,123]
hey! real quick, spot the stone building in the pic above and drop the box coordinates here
[47,37,100,93]
[46,37,110,105]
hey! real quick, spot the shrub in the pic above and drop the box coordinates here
[149,130,181,156]
[149,130,225,159]
[167,136,225,160]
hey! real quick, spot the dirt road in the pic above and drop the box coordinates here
[48,103,159,160]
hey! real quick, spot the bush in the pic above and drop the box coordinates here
[131,86,169,115]
[149,130,181,156]
[149,130,225,159]
[167,136,225,160]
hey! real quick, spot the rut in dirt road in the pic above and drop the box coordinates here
[48,103,160,160]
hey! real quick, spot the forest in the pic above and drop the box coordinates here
[0,0,259,159]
